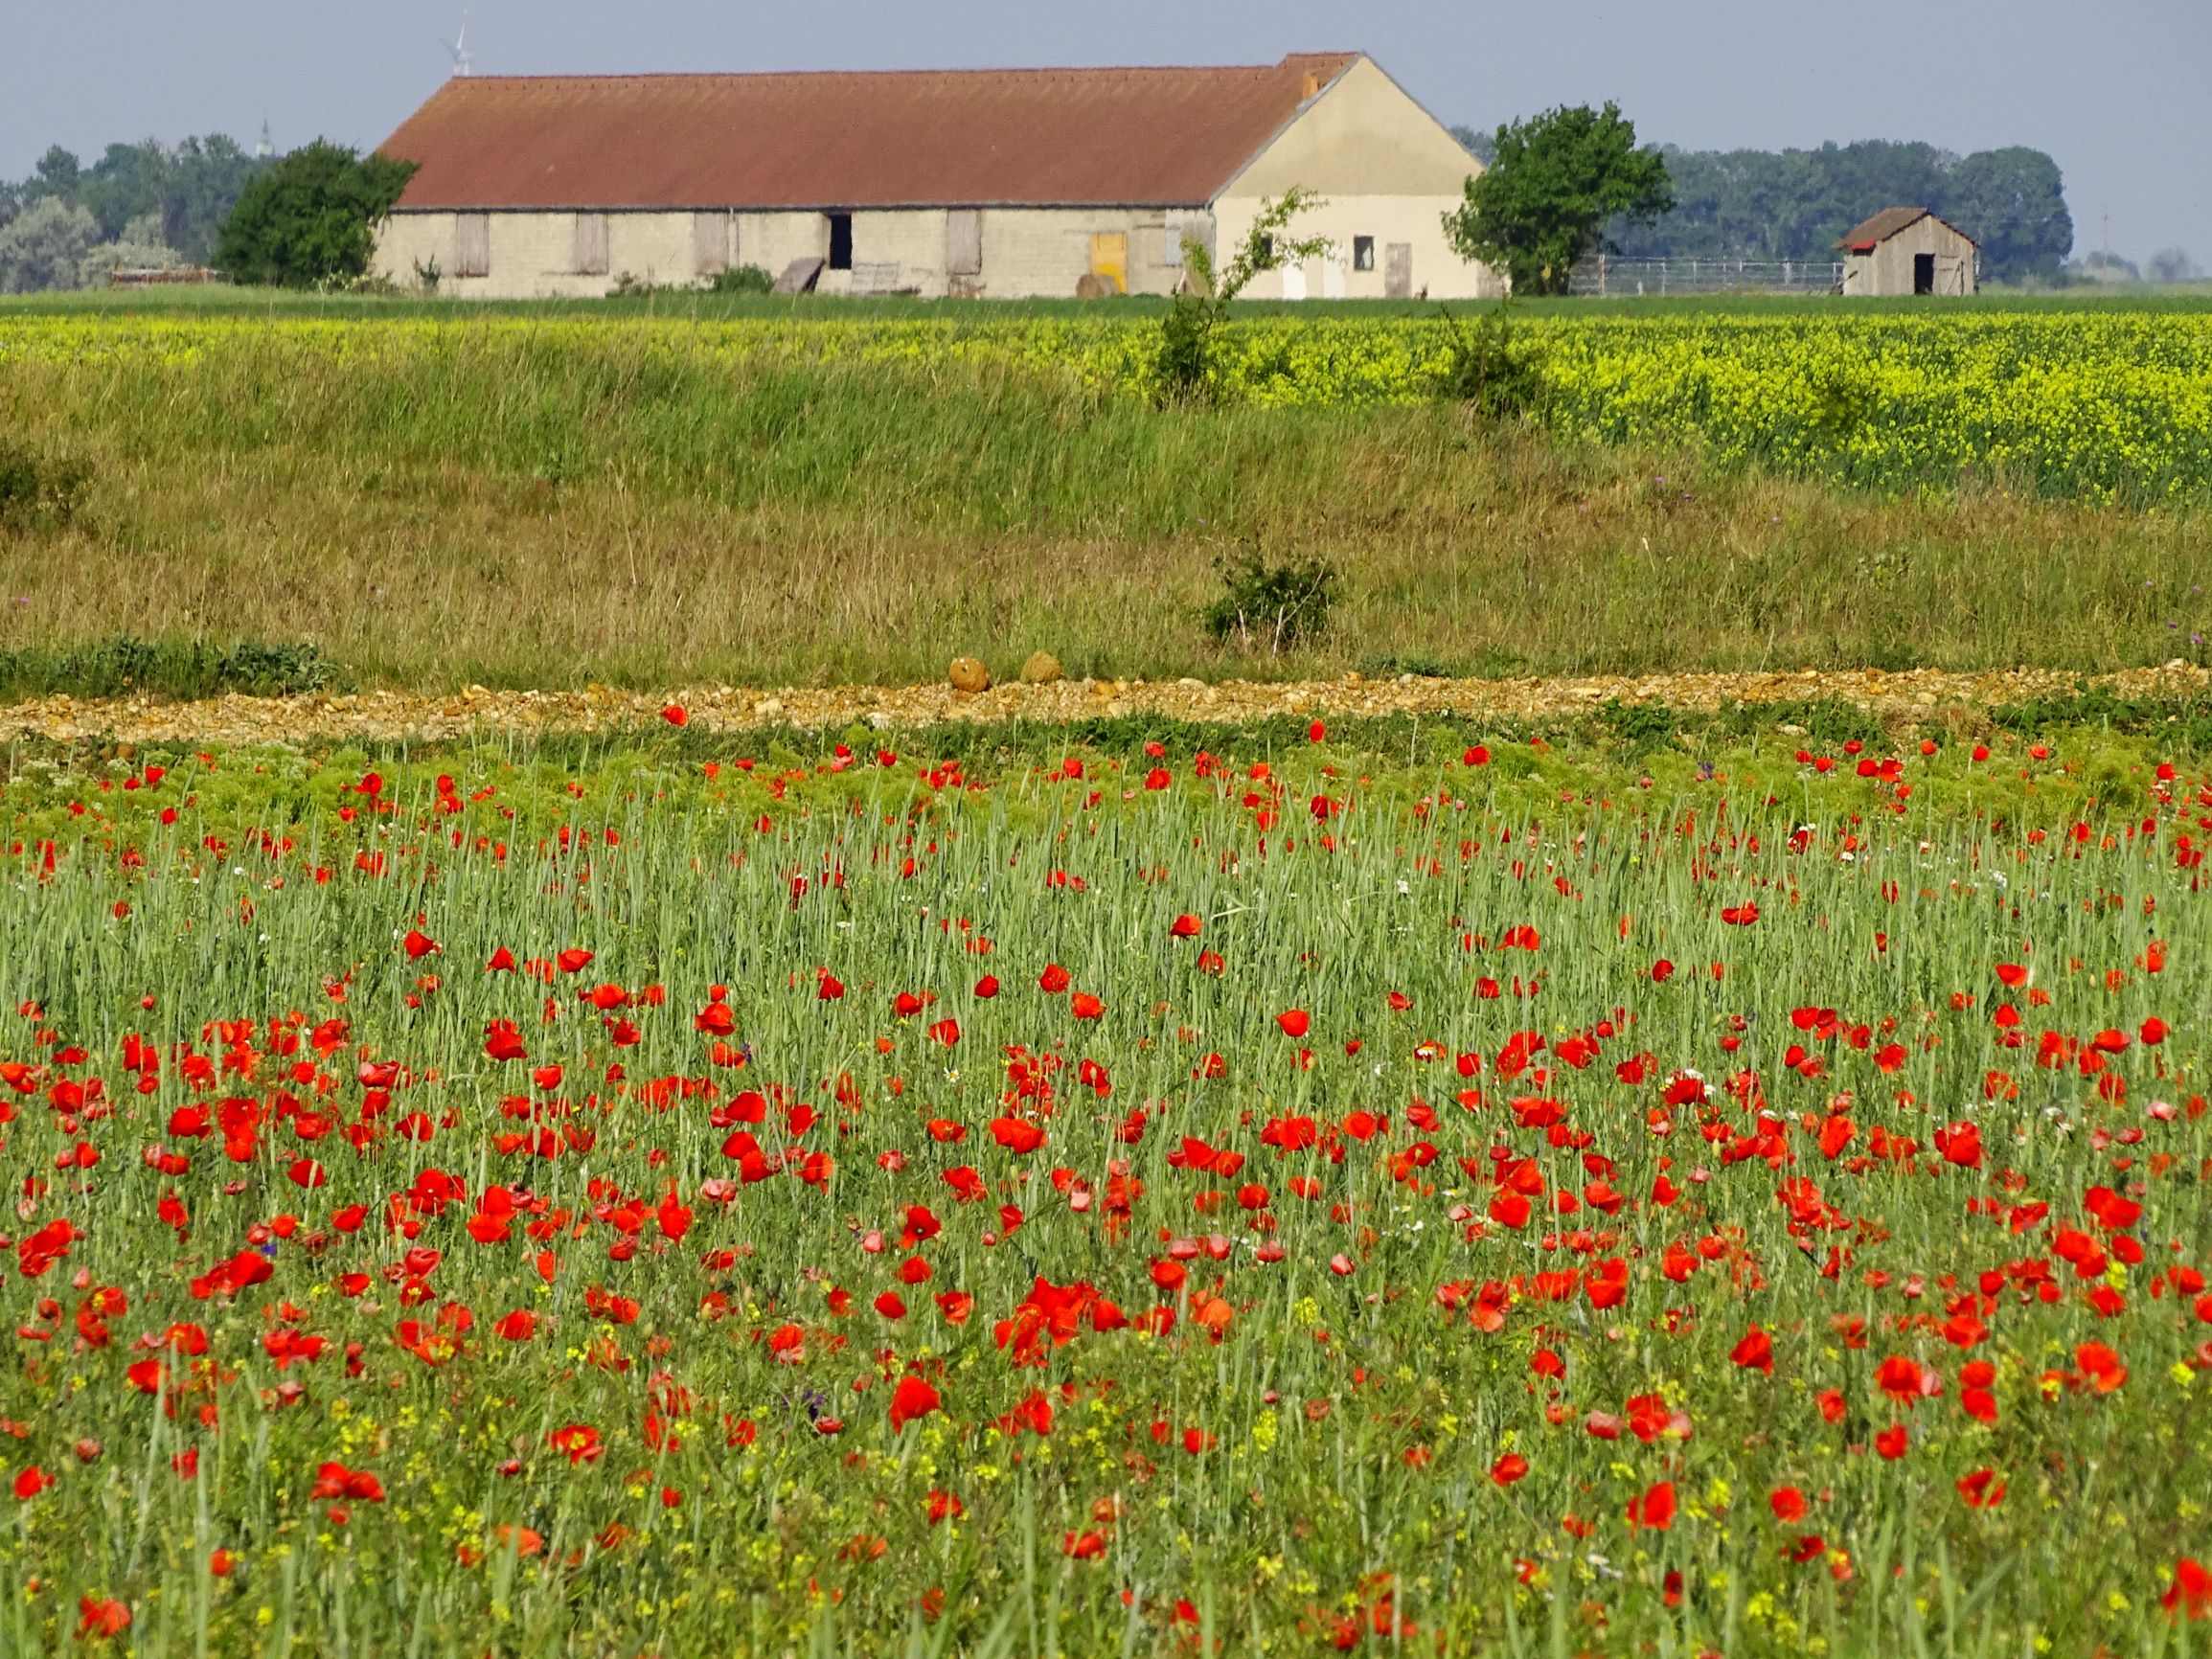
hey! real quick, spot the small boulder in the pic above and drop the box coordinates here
[947,657,991,693]
[1018,650,1064,685]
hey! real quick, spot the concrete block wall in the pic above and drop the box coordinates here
[378,206,1219,299]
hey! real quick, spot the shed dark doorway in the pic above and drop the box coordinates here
[827,213,854,271]
[1913,252,1935,295]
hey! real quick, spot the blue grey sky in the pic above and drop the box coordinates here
[6,0,2204,263]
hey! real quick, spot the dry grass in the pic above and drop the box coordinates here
[0,331,2205,691]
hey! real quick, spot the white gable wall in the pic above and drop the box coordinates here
[1213,57,1498,301]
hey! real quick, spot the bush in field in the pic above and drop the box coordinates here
[1200,547,1338,651]
[1154,188,1333,404]
[0,635,345,699]
[708,263,775,295]
[0,442,91,529]
[1436,301,1544,420]
[216,141,417,287]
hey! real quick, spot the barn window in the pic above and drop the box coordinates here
[454,213,490,279]
[573,214,610,277]
[1353,236,1375,272]
[827,213,854,271]
[1161,213,1184,267]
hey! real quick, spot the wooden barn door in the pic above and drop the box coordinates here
[692,212,730,277]
[946,210,983,295]
[1089,232,1128,294]
[1384,242,1412,299]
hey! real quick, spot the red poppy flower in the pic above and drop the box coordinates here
[1627,1481,1676,1531]
[888,1375,941,1430]
[990,1117,1044,1154]
[2165,1557,2212,1620]
[1731,1325,1773,1375]
[77,1599,130,1640]
[1955,1468,2005,1509]
[1276,1009,1311,1039]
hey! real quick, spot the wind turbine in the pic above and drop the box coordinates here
[445,8,475,78]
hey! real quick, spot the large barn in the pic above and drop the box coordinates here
[370,53,1498,301]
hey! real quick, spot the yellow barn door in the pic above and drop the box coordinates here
[1089,232,1128,295]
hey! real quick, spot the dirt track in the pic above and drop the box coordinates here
[7,664,2205,749]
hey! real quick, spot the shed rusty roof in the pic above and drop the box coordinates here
[1835,206,1978,252]
[379,54,1361,211]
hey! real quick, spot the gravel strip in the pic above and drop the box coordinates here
[7,665,2207,749]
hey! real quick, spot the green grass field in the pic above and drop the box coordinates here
[8,283,2212,322]
[0,299,2205,696]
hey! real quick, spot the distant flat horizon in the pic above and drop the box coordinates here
[3,0,2203,263]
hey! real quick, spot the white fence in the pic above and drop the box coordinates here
[1571,256,1845,297]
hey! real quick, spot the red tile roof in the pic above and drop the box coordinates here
[379,55,1360,212]
[1835,206,1977,252]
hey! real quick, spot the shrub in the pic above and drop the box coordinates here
[1201,550,1338,653]
[710,264,775,295]
[0,636,346,701]
[1436,304,1544,420]
[1152,189,1333,406]
[0,443,92,532]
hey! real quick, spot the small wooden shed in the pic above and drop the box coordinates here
[1836,207,1977,296]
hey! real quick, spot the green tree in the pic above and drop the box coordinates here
[1442,102,1673,295]
[216,141,417,287]
[1944,148,2071,284]
[1448,125,1496,166]
[0,197,100,292]
[29,147,81,201]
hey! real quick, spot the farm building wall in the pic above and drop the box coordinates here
[376,205,1214,299]
[1841,216,1977,296]
[1215,56,1496,300]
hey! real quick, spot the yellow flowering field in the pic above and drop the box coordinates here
[2,308,2207,501]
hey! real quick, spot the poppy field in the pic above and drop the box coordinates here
[1,722,2210,1656]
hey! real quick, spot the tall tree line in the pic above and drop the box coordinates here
[0,136,270,267]
[1452,130,2073,284]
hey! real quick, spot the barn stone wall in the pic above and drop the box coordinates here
[376,205,1214,299]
